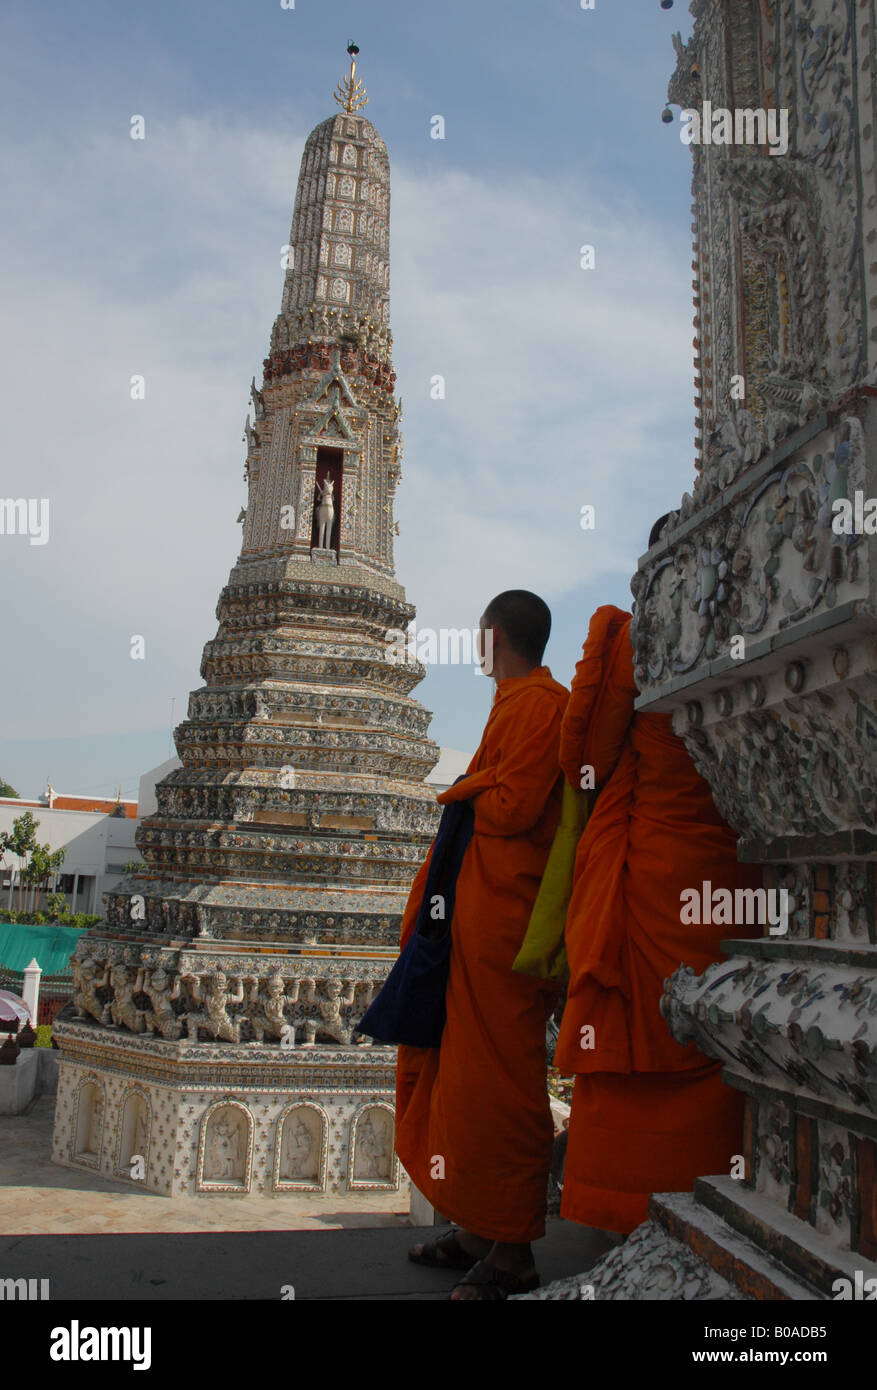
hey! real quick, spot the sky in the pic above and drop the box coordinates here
[0,0,698,800]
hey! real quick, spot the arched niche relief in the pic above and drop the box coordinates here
[273,1102,329,1192]
[115,1087,151,1180]
[196,1099,254,1193]
[72,1076,105,1165]
[348,1102,400,1190]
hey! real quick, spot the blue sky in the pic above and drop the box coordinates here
[0,0,697,799]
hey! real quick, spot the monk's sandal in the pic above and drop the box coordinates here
[449,1260,540,1300]
[408,1229,478,1271]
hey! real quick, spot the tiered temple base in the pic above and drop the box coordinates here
[51,1015,402,1199]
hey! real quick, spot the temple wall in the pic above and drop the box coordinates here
[529,0,877,1298]
[51,1025,404,1199]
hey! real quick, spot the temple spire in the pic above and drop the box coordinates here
[334,41,368,114]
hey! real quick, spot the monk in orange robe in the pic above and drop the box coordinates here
[397,590,568,1299]
[554,605,763,1235]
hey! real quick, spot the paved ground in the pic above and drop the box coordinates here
[0,1097,409,1235]
[0,1223,614,1300]
[0,1093,614,1299]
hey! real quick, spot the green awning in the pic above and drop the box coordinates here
[0,923,86,977]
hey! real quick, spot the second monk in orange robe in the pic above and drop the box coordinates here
[396,590,568,1298]
[554,605,762,1235]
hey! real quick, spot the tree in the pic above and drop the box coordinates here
[23,842,66,912]
[0,812,40,910]
[0,778,18,798]
[45,891,67,920]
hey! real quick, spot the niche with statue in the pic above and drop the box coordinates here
[349,1103,398,1189]
[197,1101,253,1192]
[274,1102,328,1191]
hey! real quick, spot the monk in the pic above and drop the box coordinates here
[554,604,763,1235]
[396,590,568,1299]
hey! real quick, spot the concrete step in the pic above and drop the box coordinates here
[649,1179,874,1300]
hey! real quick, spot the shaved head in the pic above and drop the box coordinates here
[482,590,551,668]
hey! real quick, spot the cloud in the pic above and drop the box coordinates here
[390,166,695,626]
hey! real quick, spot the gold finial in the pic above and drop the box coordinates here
[334,42,369,115]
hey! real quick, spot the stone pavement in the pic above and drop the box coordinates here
[0,1224,612,1301]
[0,1097,408,1235]
[0,1096,614,1298]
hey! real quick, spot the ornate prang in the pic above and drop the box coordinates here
[51,61,435,1199]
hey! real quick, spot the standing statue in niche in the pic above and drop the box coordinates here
[314,476,336,550]
[355,1110,391,1180]
[205,1114,242,1181]
[284,1116,318,1180]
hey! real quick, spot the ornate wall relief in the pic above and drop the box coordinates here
[197,1101,254,1192]
[348,1102,398,1189]
[274,1102,329,1192]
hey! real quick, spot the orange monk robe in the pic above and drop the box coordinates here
[554,607,762,1235]
[394,667,569,1243]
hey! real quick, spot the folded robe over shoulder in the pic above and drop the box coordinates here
[394,666,569,1244]
[555,607,763,1234]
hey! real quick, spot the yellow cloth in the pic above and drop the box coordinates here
[513,780,591,981]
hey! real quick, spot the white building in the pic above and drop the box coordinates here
[0,798,139,916]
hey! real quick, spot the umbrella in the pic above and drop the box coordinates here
[0,991,31,1026]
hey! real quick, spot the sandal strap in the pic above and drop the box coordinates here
[452,1259,539,1300]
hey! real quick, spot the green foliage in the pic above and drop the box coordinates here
[0,908,100,928]
[34,1025,53,1048]
[23,842,66,890]
[45,892,67,919]
[0,813,39,909]
[0,779,18,798]
[0,812,65,912]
